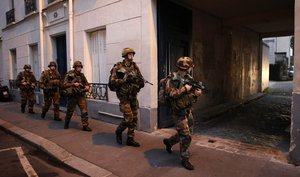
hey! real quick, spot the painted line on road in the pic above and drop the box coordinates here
[0,147,38,177]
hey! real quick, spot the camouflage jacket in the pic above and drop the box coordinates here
[16,71,37,91]
[39,69,61,90]
[63,70,89,95]
[166,71,198,111]
[110,60,144,98]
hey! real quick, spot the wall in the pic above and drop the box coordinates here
[190,7,261,114]
[1,0,41,85]
[290,0,300,165]
[261,42,270,91]
[73,0,158,132]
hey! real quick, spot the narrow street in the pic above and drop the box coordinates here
[195,81,292,152]
[0,129,86,177]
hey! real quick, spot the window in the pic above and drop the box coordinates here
[24,0,36,15]
[88,29,107,83]
[10,49,17,79]
[29,44,40,78]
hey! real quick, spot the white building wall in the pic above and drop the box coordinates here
[1,19,40,83]
[74,0,157,108]
[263,36,292,66]
[73,0,158,131]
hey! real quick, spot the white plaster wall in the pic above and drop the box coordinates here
[1,15,40,83]
[74,0,157,108]
[263,38,276,64]
[0,0,10,32]
[277,36,291,56]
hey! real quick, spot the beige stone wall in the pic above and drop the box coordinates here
[261,43,270,91]
[290,0,300,165]
[190,9,261,112]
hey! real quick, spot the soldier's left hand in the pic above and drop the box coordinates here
[194,88,202,96]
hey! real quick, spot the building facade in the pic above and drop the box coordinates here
[1,0,300,165]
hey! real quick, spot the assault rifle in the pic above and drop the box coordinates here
[65,76,87,95]
[184,81,209,94]
[21,77,35,90]
[118,68,153,86]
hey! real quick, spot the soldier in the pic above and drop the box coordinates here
[40,61,62,121]
[109,47,145,147]
[63,60,92,131]
[162,57,202,170]
[16,64,37,113]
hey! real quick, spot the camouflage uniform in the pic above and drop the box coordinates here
[163,57,200,170]
[165,72,197,159]
[40,62,62,120]
[64,61,91,131]
[111,60,144,137]
[110,48,145,146]
[16,64,37,113]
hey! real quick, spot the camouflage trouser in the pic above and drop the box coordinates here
[20,90,35,111]
[42,89,60,118]
[166,110,192,160]
[116,97,139,138]
[65,95,89,127]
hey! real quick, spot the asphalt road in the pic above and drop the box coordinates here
[0,129,86,177]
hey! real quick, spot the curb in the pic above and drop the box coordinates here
[0,119,116,177]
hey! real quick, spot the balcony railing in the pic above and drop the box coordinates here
[9,80,108,101]
[6,8,15,25]
[25,0,37,15]
[86,83,108,101]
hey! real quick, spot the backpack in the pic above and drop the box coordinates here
[158,77,169,104]
[108,66,116,91]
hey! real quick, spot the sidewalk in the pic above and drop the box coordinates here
[0,102,299,177]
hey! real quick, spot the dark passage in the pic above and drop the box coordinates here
[194,81,292,152]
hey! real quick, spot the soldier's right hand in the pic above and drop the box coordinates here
[73,82,80,87]
[184,84,192,92]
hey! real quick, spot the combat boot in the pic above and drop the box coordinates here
[82,126,92,131]
[64,121,69,129]
[163,139,173,153]
[181,159,194,170]
[21,107,25,113]
[115,130,122,145]
[41,112,46,119]
[54,117,62,121]
[28,109,35,114]
[126,137,140,147]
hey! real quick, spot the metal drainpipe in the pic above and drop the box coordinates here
[38,0,45,72]
[69,0,74,69]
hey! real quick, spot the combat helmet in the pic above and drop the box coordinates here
[73,61,83,68]
[48,61,57,68]
[23,64,31,69]
[176,57,194,70]
[122,47,135,57]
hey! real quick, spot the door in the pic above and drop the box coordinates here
[55,35,67,107]
[158,0,192,128]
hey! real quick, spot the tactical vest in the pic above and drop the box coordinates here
[45,70,61,89]
[64,71,87,96]
[110,61,143,97]
[169,72,196,111]
[17,71,35,90]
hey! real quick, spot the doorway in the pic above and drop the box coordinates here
[55,34,67,107]
[157,0,192,128]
